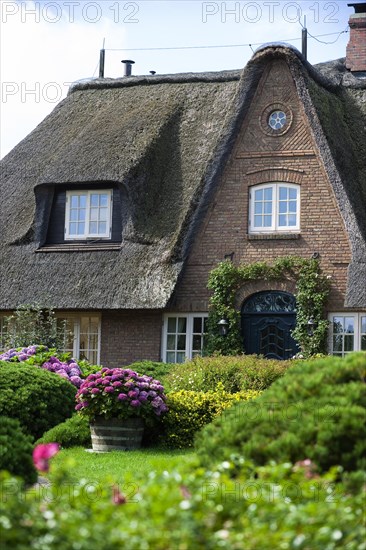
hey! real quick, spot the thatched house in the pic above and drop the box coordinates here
[1,5,365,365]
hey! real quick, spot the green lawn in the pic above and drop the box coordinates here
[49,447,196,485]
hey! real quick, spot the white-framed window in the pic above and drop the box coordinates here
[0,315,9,352]
[329,313,366,356]
[56,314,101,364]
[162,314,208,363]
[249,183,300,233]
[65,190,112,240]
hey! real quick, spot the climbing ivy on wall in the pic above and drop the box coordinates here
[205,256,330,358]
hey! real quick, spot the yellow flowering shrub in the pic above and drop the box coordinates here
[162,383,261,448]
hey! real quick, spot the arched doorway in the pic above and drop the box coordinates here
[241,291,298,359]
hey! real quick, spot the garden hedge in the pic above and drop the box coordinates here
[0,363,76,440]
[196,352,366,473]
[36,414,91,448]
[165,354,291,393]
[0,416,37,485]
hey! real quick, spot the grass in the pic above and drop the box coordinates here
[49,447,196,485]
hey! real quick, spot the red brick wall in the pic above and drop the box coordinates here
[346,14,366,72]
[101,310,163,367]
[172,60,352,313]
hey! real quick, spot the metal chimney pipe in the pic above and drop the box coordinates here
[301,16,307,60]
[99,49,105,78]
[121,59,135,77]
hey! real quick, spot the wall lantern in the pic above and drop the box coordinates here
[218,318,229,337]
[307,317,316,337]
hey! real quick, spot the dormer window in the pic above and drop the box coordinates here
[65,190,112,240]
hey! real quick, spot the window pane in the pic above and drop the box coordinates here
[255,203,263,214]
[79,195,87,208]
[192,334,202,350]
[100,195,108,207]
[333,318,344,332]
[288,214,297,226]
[203,318,208,332]
[279,202,287,214]
[98,222,107,234]
[254,215,262,227]
[264,216,272,227]
[167,335,176,350]
[344,335,354,352]
[70,209,78,221]
[361,317,366,333]
[90,194,99,207]
[167,317,176,333]
[193,317,202,333]
[99,208,108,222]
[90,208,98,221]
[177,335,186,351]
[289,188,297,200]
[289,201,297,213]
[264,202,272,214]
[69,222,77,235]
[89,222,97,233]
[279,215,286,226]
[71,195,79,208]
[166,352,176,363]
[254,189,263,201]
[264,188,272,200]
[279,187,287,200]
[78,222,85,234]
[176,352,185,363]
[333,335,342,353]
[361,335,366,351]
[345,317,354,333]
[177,318,187,333]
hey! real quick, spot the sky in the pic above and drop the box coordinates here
[0,0,355,159]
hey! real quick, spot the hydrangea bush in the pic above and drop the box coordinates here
[0,345,83,388]
[75,368,168,423]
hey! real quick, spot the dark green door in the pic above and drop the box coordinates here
[241,291,298,360]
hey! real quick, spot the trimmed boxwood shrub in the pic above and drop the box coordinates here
[36,414,91,448]
[162,386,261,448]
[0,416,37,485]
[0,364,76,440]
[165,354,291,393]
[196,352,366,473]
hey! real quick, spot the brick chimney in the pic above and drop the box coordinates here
[346,3,366,73]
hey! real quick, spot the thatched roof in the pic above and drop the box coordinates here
[0,46,365,309]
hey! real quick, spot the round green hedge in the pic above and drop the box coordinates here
[0,416,37,485]
[196,352,366,473]
[36,414,91,448]
[0,364,76,440]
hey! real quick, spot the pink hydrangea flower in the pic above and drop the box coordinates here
[33,443,60,472]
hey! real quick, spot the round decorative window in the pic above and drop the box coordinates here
[268,110,287,130]
[260,103,293,136]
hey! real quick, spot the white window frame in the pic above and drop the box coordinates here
[56,313,101,364]
[0,315,9,352]
[65,190,112,240]
[328,313,366,356]
[162,313,208,363]
[249,182,300,234]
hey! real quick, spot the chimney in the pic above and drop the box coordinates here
[121,59,135,77]
[346,3,366,73]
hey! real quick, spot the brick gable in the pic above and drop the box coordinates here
[172,60,351,313]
